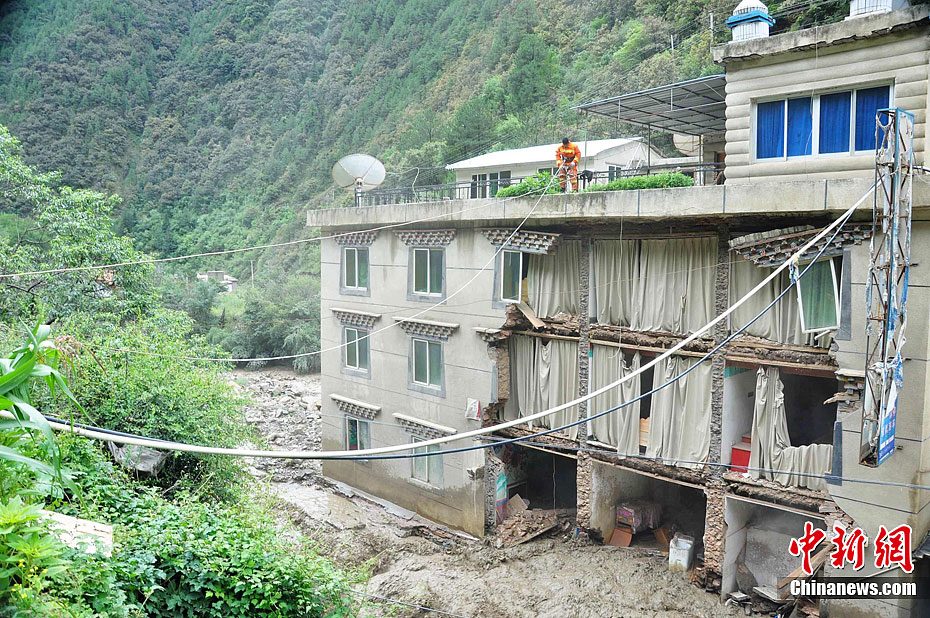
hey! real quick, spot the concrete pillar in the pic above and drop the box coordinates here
[709,227,730,474]
[484,450,504,534]
[576,451,594,530]
[577,237,592,445]
[703,481,726,591]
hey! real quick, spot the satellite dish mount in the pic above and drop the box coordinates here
[332,154,386,207]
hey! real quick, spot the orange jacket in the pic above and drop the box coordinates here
[555,143,581,167]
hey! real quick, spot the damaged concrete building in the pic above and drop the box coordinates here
[308,4,930,615]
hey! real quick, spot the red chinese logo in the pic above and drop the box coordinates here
[874,524,914,573]
[788,522,914,576]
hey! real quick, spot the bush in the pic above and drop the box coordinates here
[60,309,251,497]
[494,172,563,198]
[583,172,694,192]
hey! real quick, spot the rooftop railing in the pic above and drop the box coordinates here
[357,162,723,207]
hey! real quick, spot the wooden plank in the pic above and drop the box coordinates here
[509,522,558,547]
[777,546,830,590]
[515,302,546,329]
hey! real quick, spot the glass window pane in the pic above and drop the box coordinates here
[357,248,369,288]
[855,86,890,151]
[413,339,428,383]
[413,444,427,480]
[344,248,357,288]
[798,260,838,332]
[502,251,520,301]
[359,420,370,450]
[414,249,428,293]
[345,328,358,367]
[427,445,443,486]
[428,341,442,387]
[787,97,812,156]
[429,249,443,294]
[756,100,785,159]
[819,91,852,154]
[347,419,358,450]
[358,331,369,370]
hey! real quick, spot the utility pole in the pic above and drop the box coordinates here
[860,108,915,467]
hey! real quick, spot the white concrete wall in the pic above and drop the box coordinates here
[723,26,929,184]
[319,227,512,535]
[721,368,757,467]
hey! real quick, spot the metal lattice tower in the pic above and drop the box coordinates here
[860,108,915,467]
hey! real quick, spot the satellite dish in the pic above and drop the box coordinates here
[332,154,386,192]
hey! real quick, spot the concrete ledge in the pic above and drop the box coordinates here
[307,177,930,229]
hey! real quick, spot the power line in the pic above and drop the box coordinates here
[19,184,874,462]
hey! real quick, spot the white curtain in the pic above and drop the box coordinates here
[593,240,636,325]
[730,257,832,348]
[509,335,579,439]
[646,355,713,469]
[749,367,833,491]
[592,237,716,333]
[528,240,581,318]
[589,345,641,455]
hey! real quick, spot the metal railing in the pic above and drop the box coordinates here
[357,162,723,207]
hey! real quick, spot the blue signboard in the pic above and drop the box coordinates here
[877,382,898,465]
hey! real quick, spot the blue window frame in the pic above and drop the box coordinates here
[756,101,785,159]
[819,91,851,154]
[786,98,812,156]
[854,86,890,151]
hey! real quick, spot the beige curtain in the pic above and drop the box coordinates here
[589,344,641,454]
[593,240,636,325]
[730,257,832,348]
[646,355,712,469]
[508,335,579,439]
[633,237,716,333]
[528,240,581,318]
[592,238,716,332]
[748,367,833,491]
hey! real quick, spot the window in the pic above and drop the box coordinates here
[411,440,443,486]
[538,167,558,176]
[471,172,510,198]
[489,171,511,196]
[755,85,891,159]
[412,338,443,388]
[343,247,369,291]
[795,259,840,333]
[412,248,444,295]
[346,417,370,451]
[344,327,370,371]
[501,250,523,302]
[470,173,487,198]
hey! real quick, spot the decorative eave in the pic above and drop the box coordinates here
[474,327,505,343]
[393,229,456,247]
[730,224,872,267]
[393,317,459,340]
[392,412,457,440]
[331,308,382,329]
[333,230,378,246]
[330,394,381,420]
[482,229,561,255]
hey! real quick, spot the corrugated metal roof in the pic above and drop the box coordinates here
[446,137,640,170]
[575,74,727,136]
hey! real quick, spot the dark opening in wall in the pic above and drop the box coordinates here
[503,445,577,510]
[781,372,837,446]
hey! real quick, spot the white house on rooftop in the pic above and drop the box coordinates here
[446,137,669,196]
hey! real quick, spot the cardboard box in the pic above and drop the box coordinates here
[608,525,633,548]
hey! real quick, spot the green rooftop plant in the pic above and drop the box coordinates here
[583,172,694,192]
[494,172,563,198]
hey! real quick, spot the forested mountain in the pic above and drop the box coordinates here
[0,0,849,365]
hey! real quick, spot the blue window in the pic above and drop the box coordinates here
[854,86,890,151]
[786,98,813,156]
[819,91,852,154]
[756,101,785,159]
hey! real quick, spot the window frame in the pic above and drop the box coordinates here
[411,337,443,389]
[410,247,444,297]
[410,439,443,487]
[752,83,893,162]
[500,249,523,303]
[345,416,371,451]
[343,326,370,373]
[341,246,370,294]
[795,258,842,335]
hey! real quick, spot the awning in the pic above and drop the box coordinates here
[575,74,727,136]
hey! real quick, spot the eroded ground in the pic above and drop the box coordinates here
[232,369,736,618]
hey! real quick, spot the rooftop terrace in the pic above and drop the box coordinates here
[307,177,930,229]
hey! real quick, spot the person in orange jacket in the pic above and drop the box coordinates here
[555,137,581,192]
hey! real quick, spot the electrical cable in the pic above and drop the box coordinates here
[13,183,875,460]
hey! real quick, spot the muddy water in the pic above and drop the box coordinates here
[233,370,736,618]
